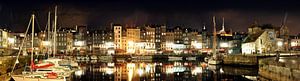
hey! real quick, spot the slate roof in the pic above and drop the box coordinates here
[243,31,264,43]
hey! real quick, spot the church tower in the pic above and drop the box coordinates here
[280,13,290,51]
[202,23,209,48]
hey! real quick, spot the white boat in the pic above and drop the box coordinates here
[186,57,196,61]
[90,55,98,60]
[38,58,80,75]
[208,59,222,65]
[168,56,182,61]
[12,74,66,81]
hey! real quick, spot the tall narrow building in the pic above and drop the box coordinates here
[155,25,166,52]
[126,26,140,54]
[114,24,123,53]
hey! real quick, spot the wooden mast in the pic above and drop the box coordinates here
[47,11,51,57]
[30,14,35,72]
[53,5,57,57]
[212,16,217,57]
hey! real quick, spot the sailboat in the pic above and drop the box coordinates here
[11,13,67,81]
[208,16,222,65]
[12,6,80,81]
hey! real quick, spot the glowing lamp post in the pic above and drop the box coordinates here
[277,41,283,47]
[277,41,283,51]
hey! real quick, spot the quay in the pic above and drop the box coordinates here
[259,57,300,81]
[223,52,300,66]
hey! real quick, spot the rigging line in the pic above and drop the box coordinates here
[45,23,48,31]
[10,16,32,75]
[34,16,42,31]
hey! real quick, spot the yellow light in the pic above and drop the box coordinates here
[291,42,297,46]
[107,63,114,67]
[8,38,15,44]
[138,68,144,76]
[42,41,51,46]
[166,66,173,74]
[145,64,151,73]
[192,67,202,75]
[128,41,134,46]
[75,70,84,76]
[105,68,114,74]
[127,63,135,68]
[220,42,229,48]
[277,41,283,46]
[75,41,85,46]
[105,42,114,48]
[193,43,202,49]
[127,41,135,53]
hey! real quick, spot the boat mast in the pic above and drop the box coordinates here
[47,11,51,44]
[31,14,35,72]
[47,11,51,57]
[53,6,57,57]
[11,14,32,75]
[212,16,217,56]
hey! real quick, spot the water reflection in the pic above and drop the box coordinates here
[73,60,257,81]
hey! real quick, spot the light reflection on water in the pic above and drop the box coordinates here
[72,60,257,81]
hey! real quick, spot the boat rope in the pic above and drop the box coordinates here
[34,16,43,31]
[10,15,32,75]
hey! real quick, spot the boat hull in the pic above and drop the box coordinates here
[12,76,66,81]
[208,59,222,65]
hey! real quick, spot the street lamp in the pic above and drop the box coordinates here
[277,41,283,51]
[277,41,283,47]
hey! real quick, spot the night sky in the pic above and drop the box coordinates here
[0,0,299,35]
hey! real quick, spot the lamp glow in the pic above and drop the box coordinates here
[42,41,51,46]
[277,41,283,46]
[8,38,15,44]
[220,42,229,48]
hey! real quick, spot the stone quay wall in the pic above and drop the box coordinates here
[259,57,300,81]
[223,55,258,66]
